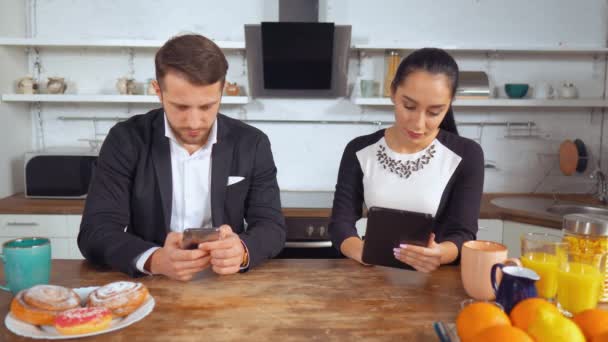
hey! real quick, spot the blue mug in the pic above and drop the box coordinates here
[0,237,51,294]
[491,263,539,314]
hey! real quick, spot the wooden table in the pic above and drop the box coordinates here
[0,259,468,341]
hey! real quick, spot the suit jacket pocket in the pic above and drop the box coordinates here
[225,178,249,230]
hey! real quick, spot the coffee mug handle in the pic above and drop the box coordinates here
[491,263,505,295]
[0,253,9,292]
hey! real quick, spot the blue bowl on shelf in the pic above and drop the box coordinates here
[504,84,529,98]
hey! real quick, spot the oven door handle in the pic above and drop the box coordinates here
[285,241,333,248]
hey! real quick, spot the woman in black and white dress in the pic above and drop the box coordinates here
[329,48,484,272]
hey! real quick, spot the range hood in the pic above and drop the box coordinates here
[245,0,351,98]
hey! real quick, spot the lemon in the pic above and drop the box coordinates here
[527,306,585,342]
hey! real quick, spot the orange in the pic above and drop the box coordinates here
[573,308,608,340]
[469,325,533,342]
[456,302,511,341]
[592,330,608,342]
[509,298,559,331]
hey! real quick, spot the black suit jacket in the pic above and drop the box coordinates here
[78,109,286,277]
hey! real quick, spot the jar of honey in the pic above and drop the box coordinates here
[562,213,608,302]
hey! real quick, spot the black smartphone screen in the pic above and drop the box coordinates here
[181,227,221,250]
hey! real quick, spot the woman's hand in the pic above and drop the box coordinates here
[393,233,442,273]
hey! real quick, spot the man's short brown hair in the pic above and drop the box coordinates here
[155,34,228,89]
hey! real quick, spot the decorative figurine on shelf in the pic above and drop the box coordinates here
[46,77,67,94]
[224,82,240,96]
[116,77,137,95]
[558,82,578,99]
[16,76,38,94]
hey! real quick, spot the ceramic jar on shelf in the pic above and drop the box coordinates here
[224,82,240,96]
[16,76,38,94]
[116,77,137,95]
[46,77,67,94]
[558,83,578,99]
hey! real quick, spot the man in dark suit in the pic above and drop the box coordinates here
[78,34,286,280]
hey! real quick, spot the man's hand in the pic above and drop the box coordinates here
[199,225,245,275]
[147,232,211,281]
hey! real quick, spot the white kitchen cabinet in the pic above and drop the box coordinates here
[0,214,83,259]
[477,219,503,243]
[502,221,563,258]
[66,215,84,259]
[0,215,69,237]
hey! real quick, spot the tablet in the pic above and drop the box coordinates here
[361,206,435,269]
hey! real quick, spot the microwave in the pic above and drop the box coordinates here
[24,151,98,199]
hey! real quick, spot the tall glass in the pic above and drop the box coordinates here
[556,249,606,317]
[520,232,567,301]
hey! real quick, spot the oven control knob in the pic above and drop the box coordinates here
[306,225,314,236]
[318,226,326,237]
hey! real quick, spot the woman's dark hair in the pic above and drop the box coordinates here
[390,48,459,135]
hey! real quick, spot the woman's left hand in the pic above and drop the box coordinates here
[393,233,442,273]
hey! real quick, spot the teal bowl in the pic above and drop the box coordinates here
[505,84,529,98]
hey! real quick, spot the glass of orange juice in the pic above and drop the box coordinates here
[520,232,566,301]
[556,249,606,317]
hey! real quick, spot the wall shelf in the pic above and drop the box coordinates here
[0,94,249,104]
[353,97,608,108]
[4,94,606,108]
[3,38,604,54]
[0,38,245,50]
[351,43,608,54]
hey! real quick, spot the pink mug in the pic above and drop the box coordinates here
[461,240,521,300]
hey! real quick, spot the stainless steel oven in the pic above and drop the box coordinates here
[276,216,344,259]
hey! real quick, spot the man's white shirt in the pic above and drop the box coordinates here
[134,114,217,273]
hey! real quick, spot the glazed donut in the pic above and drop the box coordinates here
[10,285,81,325]
[87,281,149,317]
[54,307,112,335]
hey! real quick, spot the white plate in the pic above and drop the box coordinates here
[5,286,155,339]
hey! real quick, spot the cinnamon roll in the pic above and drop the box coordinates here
[10,285,81,325]
[87,281,148,317]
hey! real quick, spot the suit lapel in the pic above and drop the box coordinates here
[151,113,172,232]
[211,115,234,226]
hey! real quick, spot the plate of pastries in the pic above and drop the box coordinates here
[5,281,154,339]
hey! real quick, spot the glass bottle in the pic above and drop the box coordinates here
[383,50,400,97]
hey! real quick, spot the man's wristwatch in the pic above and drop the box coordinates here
[240,240,249,268]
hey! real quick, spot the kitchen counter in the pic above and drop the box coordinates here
[0,193,334,218]
[479,193,604,229]
[0,192,604,227]
[0,259,465,341]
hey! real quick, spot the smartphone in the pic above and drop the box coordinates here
[181,227,221,250]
